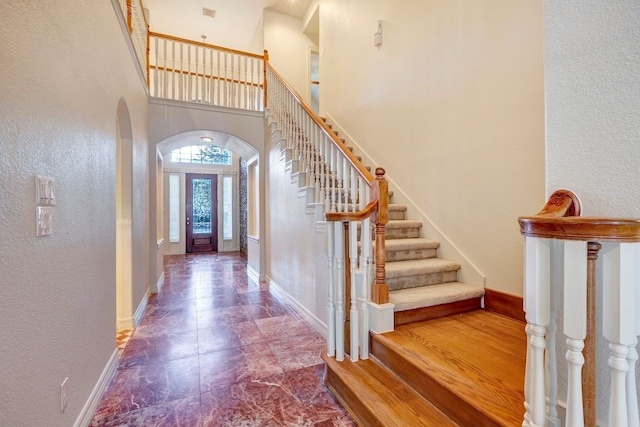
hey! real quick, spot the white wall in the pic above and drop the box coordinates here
[0,2,150,425]
[318,0,545,296]
[264,9,319,104]
[265,131,330,326]
[545,0,640,420]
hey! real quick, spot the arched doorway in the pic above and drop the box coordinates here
[116,99,134,332]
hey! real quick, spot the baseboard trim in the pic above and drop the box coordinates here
[151,272,165,294]
[267,276,327,338]
[483,288,525,322]
[133,288,150,327]
[247,264,260,287]
[74,349,119,427]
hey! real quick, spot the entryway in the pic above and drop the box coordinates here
[186,173,218,253]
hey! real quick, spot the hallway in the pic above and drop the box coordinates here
[90,253,354,426]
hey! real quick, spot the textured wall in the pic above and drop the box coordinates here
[0,2,150,425]
[266,134,329,325]
[319,0,545,296]
[545,0,640,419]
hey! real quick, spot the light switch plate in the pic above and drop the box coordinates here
[36,206,52,236]
[36,175,55,206]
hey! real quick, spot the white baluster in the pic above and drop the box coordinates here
[327,221,336,357]
[179,43,184,101]
[546,240,561,427]
[216,50,221,105]
[627,338,639,427]
[523,323,532,427]
[564,240,587,427]
[334,222,345,361]
[209,49,214,104]
[523,236,551,427]
[187,44,192,101]
[349,220,359,362]
[153,37,159,97]
[171,41,176,100]
[360,211,371,359]
[565,338,585,427]
[603,242,638,427]
[163,39,168,99]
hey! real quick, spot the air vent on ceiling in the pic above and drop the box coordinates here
[202,7,216,18]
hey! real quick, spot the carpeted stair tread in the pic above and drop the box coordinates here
[389,282,484,312]
[385,258,460,278]
[386,220,423,229]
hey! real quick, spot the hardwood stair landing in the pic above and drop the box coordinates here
[324,310,526,426]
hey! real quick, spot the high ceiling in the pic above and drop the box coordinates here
[144,0,314,53]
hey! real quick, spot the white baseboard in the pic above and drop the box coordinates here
[151,272,165,294]
[247,264,260,287]
[133,288,150,327]
[74,349,119,427]
[268,276,327,338]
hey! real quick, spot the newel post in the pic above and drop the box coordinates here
[371,168,389,305]
[263,50,269,109]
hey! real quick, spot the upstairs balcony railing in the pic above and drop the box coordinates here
[266,65,389,364]
[119,0,266,111]
[519,190,640,427]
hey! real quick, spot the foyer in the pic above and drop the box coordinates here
[91,252,354,426]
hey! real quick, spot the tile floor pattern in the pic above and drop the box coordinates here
[91,253,354,426]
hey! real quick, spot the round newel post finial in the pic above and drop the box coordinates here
[375,167,385,179]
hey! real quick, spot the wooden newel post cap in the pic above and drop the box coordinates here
[375,167,385,178]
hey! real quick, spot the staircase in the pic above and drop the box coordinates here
[321,119,484,326]
[323,310,526,426]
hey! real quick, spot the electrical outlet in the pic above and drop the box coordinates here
[60,377,69,412]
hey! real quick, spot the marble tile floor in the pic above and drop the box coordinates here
[91,252,354,426]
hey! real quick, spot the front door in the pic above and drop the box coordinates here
[186,173,218,253]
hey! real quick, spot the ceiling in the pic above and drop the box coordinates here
[144,0,314,53]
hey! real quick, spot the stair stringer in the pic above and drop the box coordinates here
[322,112,486,289]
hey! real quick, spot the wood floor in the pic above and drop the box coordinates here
[324,309,527,426]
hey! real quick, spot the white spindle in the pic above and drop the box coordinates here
[523,236,551,427]
[349,220,359,362]
[171,41,176,99]
[603,242,638,427]
[179,43,184,101]
[627,338,639,427]
[360,212,372,359]
[187,44,192,102]
[334,222,345,361]
[163,39,168,99]
[564,240,587,427]
[153,37,159,97]
[327,221,336,357]
[546,240,561,427]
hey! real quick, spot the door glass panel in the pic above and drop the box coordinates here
[192,178,212,234]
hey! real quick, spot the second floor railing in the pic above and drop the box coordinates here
[119,0,266,111]
[148,33,266,111]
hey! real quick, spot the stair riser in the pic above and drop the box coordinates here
[387,270,458,291]
[386,248,437,262]
[388,211,405,221]
[370,339,500,427]
[385,227,421,239]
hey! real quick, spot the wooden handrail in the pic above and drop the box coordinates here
[325,200,378,222]
[149,31,265,60]
[266,63,374,184]
[518,190,640,241]
[519,216,640,242]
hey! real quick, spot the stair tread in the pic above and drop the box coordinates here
[322,354,459,426]
[385,258,460,278]
[373,311,526,427]
[385,238,439,251]
[389,282,483,312]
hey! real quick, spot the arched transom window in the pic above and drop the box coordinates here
[169,145,232,165]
